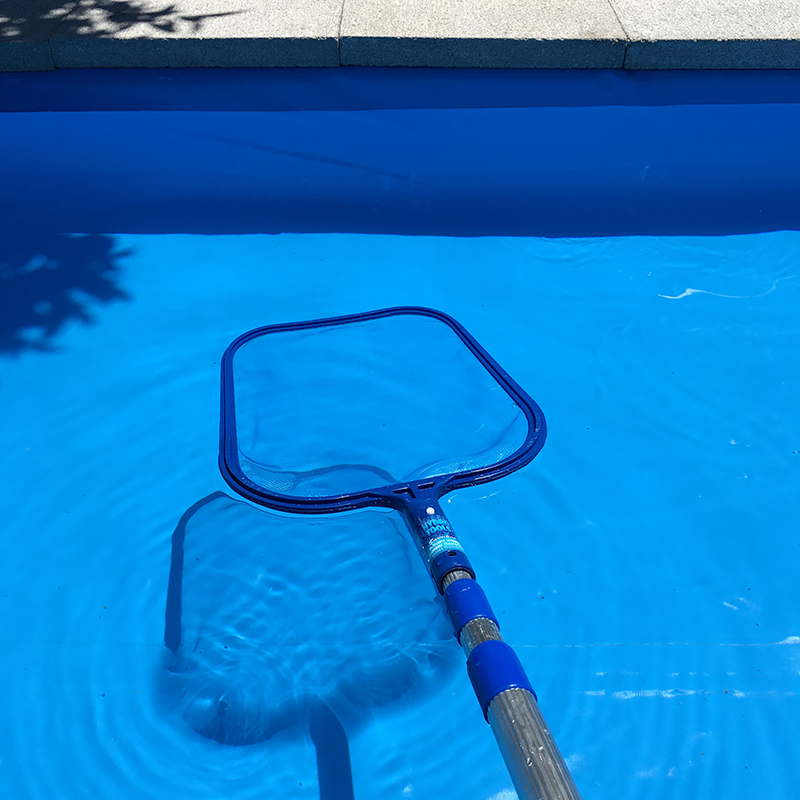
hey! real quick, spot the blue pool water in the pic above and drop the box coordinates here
[1,69,799,799]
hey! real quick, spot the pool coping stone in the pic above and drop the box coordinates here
[1,0,799,70]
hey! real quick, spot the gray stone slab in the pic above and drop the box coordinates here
[341,0,627,68]
[0,40,56,71]
[341,37,624,68]
[1,1,55,69]
[625,39,800,69]
[611,0,800,68]
[1,0,342,69]
[49,37,339,69]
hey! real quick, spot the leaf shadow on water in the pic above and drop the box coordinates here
[161,492,460,800]
[0,0,241,40]
[0,229,131,356]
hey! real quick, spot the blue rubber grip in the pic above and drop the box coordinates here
[466,639,537,720]
[442,579,498,642]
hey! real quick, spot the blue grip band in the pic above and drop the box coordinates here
[466,639,537,720]
[442,579,498,642]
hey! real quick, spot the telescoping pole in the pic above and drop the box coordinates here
[408,498,583,800]
[442,570,582,800]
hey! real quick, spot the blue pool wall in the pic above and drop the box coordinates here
[1,68,800,239]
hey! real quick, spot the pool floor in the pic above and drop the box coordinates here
[1,69,799,800]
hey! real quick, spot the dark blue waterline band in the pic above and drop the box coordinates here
[4,68,800,113]
[443,578,498,642]
[467,640,537,720]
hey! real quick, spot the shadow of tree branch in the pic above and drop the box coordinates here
[0,231,131,356]
[0,0,242,39]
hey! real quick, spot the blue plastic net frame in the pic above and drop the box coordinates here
[219,306,546,515]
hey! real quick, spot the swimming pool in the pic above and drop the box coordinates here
[1,68,798,799]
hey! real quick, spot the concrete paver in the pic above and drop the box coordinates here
[1,0,343,69]
[611,0,800,68]
[341,0,626,67]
